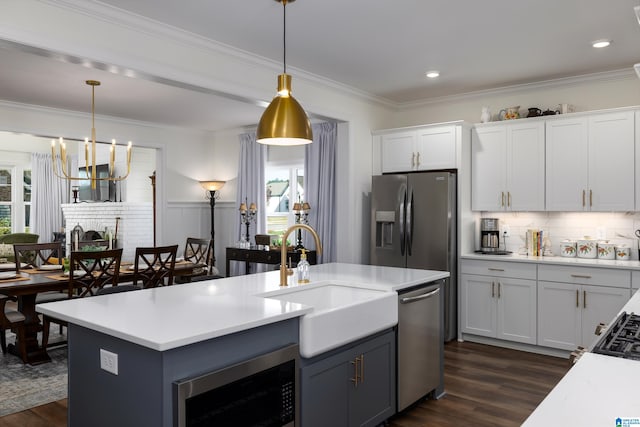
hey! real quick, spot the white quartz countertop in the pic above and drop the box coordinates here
[523,289,640,425]
[462,252,640,270]
[36,263,448,351]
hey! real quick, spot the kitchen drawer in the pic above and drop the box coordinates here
[538,264,630,288]
[461,259,537,280]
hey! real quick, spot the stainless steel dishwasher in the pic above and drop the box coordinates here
[397,280,444,412]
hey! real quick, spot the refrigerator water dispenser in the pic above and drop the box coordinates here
[374,211,395,248]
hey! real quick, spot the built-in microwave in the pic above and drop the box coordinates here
[174,344,299,427]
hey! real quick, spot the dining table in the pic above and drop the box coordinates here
[0,260,206,365]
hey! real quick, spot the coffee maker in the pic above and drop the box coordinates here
[480,218,500,253]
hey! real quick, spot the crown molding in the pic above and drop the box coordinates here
[31,1,640,113]
[398,68,637,110]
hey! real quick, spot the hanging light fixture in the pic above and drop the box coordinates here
[257,0,313,146]
[51,80,132,189]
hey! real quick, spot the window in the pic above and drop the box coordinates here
[265,167,304,238]
[0,165,31,236]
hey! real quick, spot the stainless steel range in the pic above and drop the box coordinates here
[592,312,640,360]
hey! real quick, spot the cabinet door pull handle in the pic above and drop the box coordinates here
[583,290,587,309]
[582,190,585,207]
[570,274,592,279]
[576,289,579,308]
[492,281,495,298]
[488,268,505,272]
[416,152,421,168]
[501,192,505,207]
[350,356,360,387]
[360,354,364,383]
[507,192,511,208]
[589,189,593,207]
[498,282,501,299]
[411,152,415,169]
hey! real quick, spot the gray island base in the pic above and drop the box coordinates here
[68,319,298,427]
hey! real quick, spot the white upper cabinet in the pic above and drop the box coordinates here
[415,126,457,170]
[546,111,634,211]
[379,125,458,173]
[472,121,545,211]
[380,131,417,173]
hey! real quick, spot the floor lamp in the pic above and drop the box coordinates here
[200,181,225,266]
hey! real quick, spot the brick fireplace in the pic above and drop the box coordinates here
[61,202,153,262]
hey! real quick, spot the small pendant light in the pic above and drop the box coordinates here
[257,0,313,146]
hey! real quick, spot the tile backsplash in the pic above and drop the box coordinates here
[478,212,640,260]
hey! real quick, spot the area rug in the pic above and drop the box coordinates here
[0,332,68,416]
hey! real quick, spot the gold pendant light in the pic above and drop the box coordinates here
[257,0,313,146]
[51,80,132,189]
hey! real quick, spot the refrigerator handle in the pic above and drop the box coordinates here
[399,188,406,256]
[406,188,413,256]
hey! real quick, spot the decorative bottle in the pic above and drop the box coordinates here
[297,249,310,284]
[480,107,491,123]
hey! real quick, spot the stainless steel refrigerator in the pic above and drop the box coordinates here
[370,171,457,341]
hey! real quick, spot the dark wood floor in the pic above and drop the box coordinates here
[0,341,569,427]
[389,341,570,427]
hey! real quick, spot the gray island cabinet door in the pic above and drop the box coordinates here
[300,330,396,427]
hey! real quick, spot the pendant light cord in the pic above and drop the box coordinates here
[282,0,287,74]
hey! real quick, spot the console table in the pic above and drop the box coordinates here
[226,247,317,276]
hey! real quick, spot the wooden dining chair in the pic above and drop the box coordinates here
[133,245,178,289]
[174,238,212,284]
[13,242,63,270]
[0,295,26,358]
[42,248,123,349]
[14,242,68,304]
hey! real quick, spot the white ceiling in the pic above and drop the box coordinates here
[1,0,639,132]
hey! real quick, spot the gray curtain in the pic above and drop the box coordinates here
[30,153,68,243]
[304,122,337,263]
[232,132,266,275]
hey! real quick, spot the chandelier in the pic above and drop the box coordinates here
[51,80,132,189]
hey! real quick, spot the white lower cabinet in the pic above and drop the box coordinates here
[461,260,537,345]
[537,265,631,350]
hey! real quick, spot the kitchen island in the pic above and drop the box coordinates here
[37,262,449,427]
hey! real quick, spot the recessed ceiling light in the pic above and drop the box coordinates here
[592,39,611,48]
[425,71,440,79]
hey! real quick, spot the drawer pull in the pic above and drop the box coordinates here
[488,268,505,272]
[570,274,592,279]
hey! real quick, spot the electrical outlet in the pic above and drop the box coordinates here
[100,349,118,375]
[503,225,511,237]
